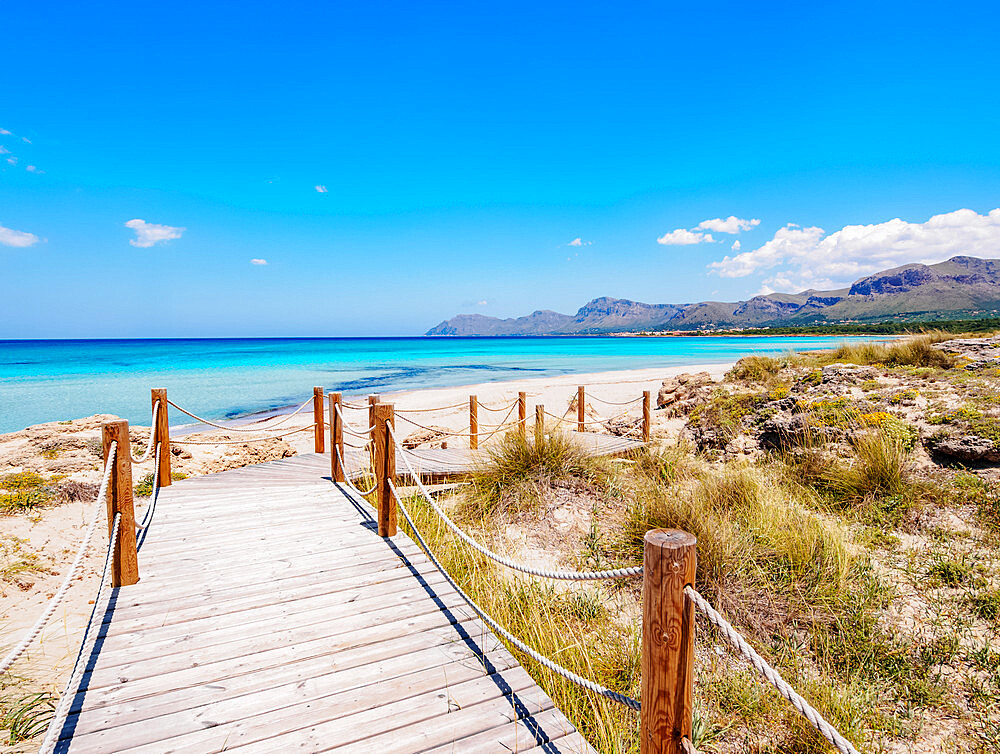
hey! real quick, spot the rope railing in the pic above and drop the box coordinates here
[37,512,122,754]
[0,442,116,676]
[334,444,378,497]
[587,394,644,407]
[334,403,376,438]
[388,424,642,581]
[393,401,468,414]
[684,586,860,754]
[543,409,632,428]
[129,401,160,464]
[390,483,640,711]
[476,399,519,412]
[166,396,313,433]
[171,422,317,445]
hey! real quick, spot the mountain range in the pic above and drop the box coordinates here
[426,256,1000,335]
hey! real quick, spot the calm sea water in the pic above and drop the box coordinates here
[0,336,882,434]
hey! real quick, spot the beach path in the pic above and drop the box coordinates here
[51,454,596,752]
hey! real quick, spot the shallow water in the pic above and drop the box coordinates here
[0,336,885,433]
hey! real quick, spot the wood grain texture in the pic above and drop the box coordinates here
[329,391,345,481]
[150,388,171,487]
[312,386,325,453]
[643,390,652,443]
[578,385,586,432]
[519,391,527,437]
[535,404,545,446]
[641,529,696,754]
[101,420,139,587]
[55,452,594,753]
[373,402,397,537]
[469,394,478,449]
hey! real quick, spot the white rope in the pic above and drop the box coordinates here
[171,422,317,444]
[543,410,632,428]
[477,399,519,413]
[37,513,121,754]
[587,394,644,407]
[129,401,160,464]
[135,444,161,546]
[392,487,640,711]
[334,403,376,438]
[166,396,313,433]
[334,444,378,497]
[395,413,478,438]
[388,425,643,581]
[684,586,860,754]
[0,443,116,676]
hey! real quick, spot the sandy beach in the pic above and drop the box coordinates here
[0,361,730,717]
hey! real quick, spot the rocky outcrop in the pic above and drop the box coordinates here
[925,434,1000,463]
[656,372,716,414]
[402,426,451,449]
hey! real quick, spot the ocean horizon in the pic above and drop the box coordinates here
[0,335,885,434]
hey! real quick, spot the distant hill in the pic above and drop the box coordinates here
[426,256,1000,335]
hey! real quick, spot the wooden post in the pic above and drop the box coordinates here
[643,390,652,443]
[373,403,397,537]
[101,421,140,587]
[150,388,171,487]
[535,404,545,446]
[518,392,527,437]
[329,392,345,482]
[313,387,325,453]
[577,385,586,432]
[368,394,380,440]
[469,395,478,450]
[641,529,696,753]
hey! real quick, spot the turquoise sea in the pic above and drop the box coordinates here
[0,336,884,434]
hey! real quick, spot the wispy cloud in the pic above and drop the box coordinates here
[125,218,185,248]
[314,185,328,193]
[732,240,741,251]
[657,228,714,245]
[0,129,10,136]
[0,224,40,248]
[567,237,592,247]
[250,258,268,265]
[6,157,16,166]
[26,165,42,174]
[0,147,8,155]
[696,216,760,234]
[709,207,1000,292]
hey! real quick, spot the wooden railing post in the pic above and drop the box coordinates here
[518,392,527,437]
[535,404,545,446]
[101,421,140,587]
[329,392,345,482]
[373,403,396,537]
[313,387,325,453]
[151,388,171,487]
[368,394,380,440]
[643,390,652,443]
[577,385,585,432]
[641,529,696,753]
[469,395,478,450]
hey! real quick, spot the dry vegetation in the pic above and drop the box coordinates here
[387,333,1000,753]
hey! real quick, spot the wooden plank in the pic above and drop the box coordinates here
[423,706,590,754]
[64,648,519,752]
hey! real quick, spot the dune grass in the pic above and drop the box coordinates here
[812,333,955,369]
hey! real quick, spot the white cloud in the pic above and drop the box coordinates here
[0,147,8,155]
[696,216,760,234]
[6,157,16,166]
[708,208,1000,292]
[125,218,185,248]
[250,258,268,265]
[314,185,328,193]
[25,165,41,173]
[476,300,488,306]
[0,224,40,247]
[657,228,714,245]
[21,137,30,144]
[567,237,593,247]
[731,240,741,252]
[0,129,9,135]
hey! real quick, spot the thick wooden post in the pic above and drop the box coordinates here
[313,387,325,453]
[373,403,397,537]
[150,388,171,487]
[641,529,696,753]
[577,386,585,432]
[535,404,545,446]
[368,394,380,440]
[469,395,478,450]
[643,390,652,443]
[518,392,527,437]
[329,392,345,482]
[101,421,140,587]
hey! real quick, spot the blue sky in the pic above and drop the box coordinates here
[2,1,999,337]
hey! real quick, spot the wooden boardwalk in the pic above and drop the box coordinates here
[53,455,596,752]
